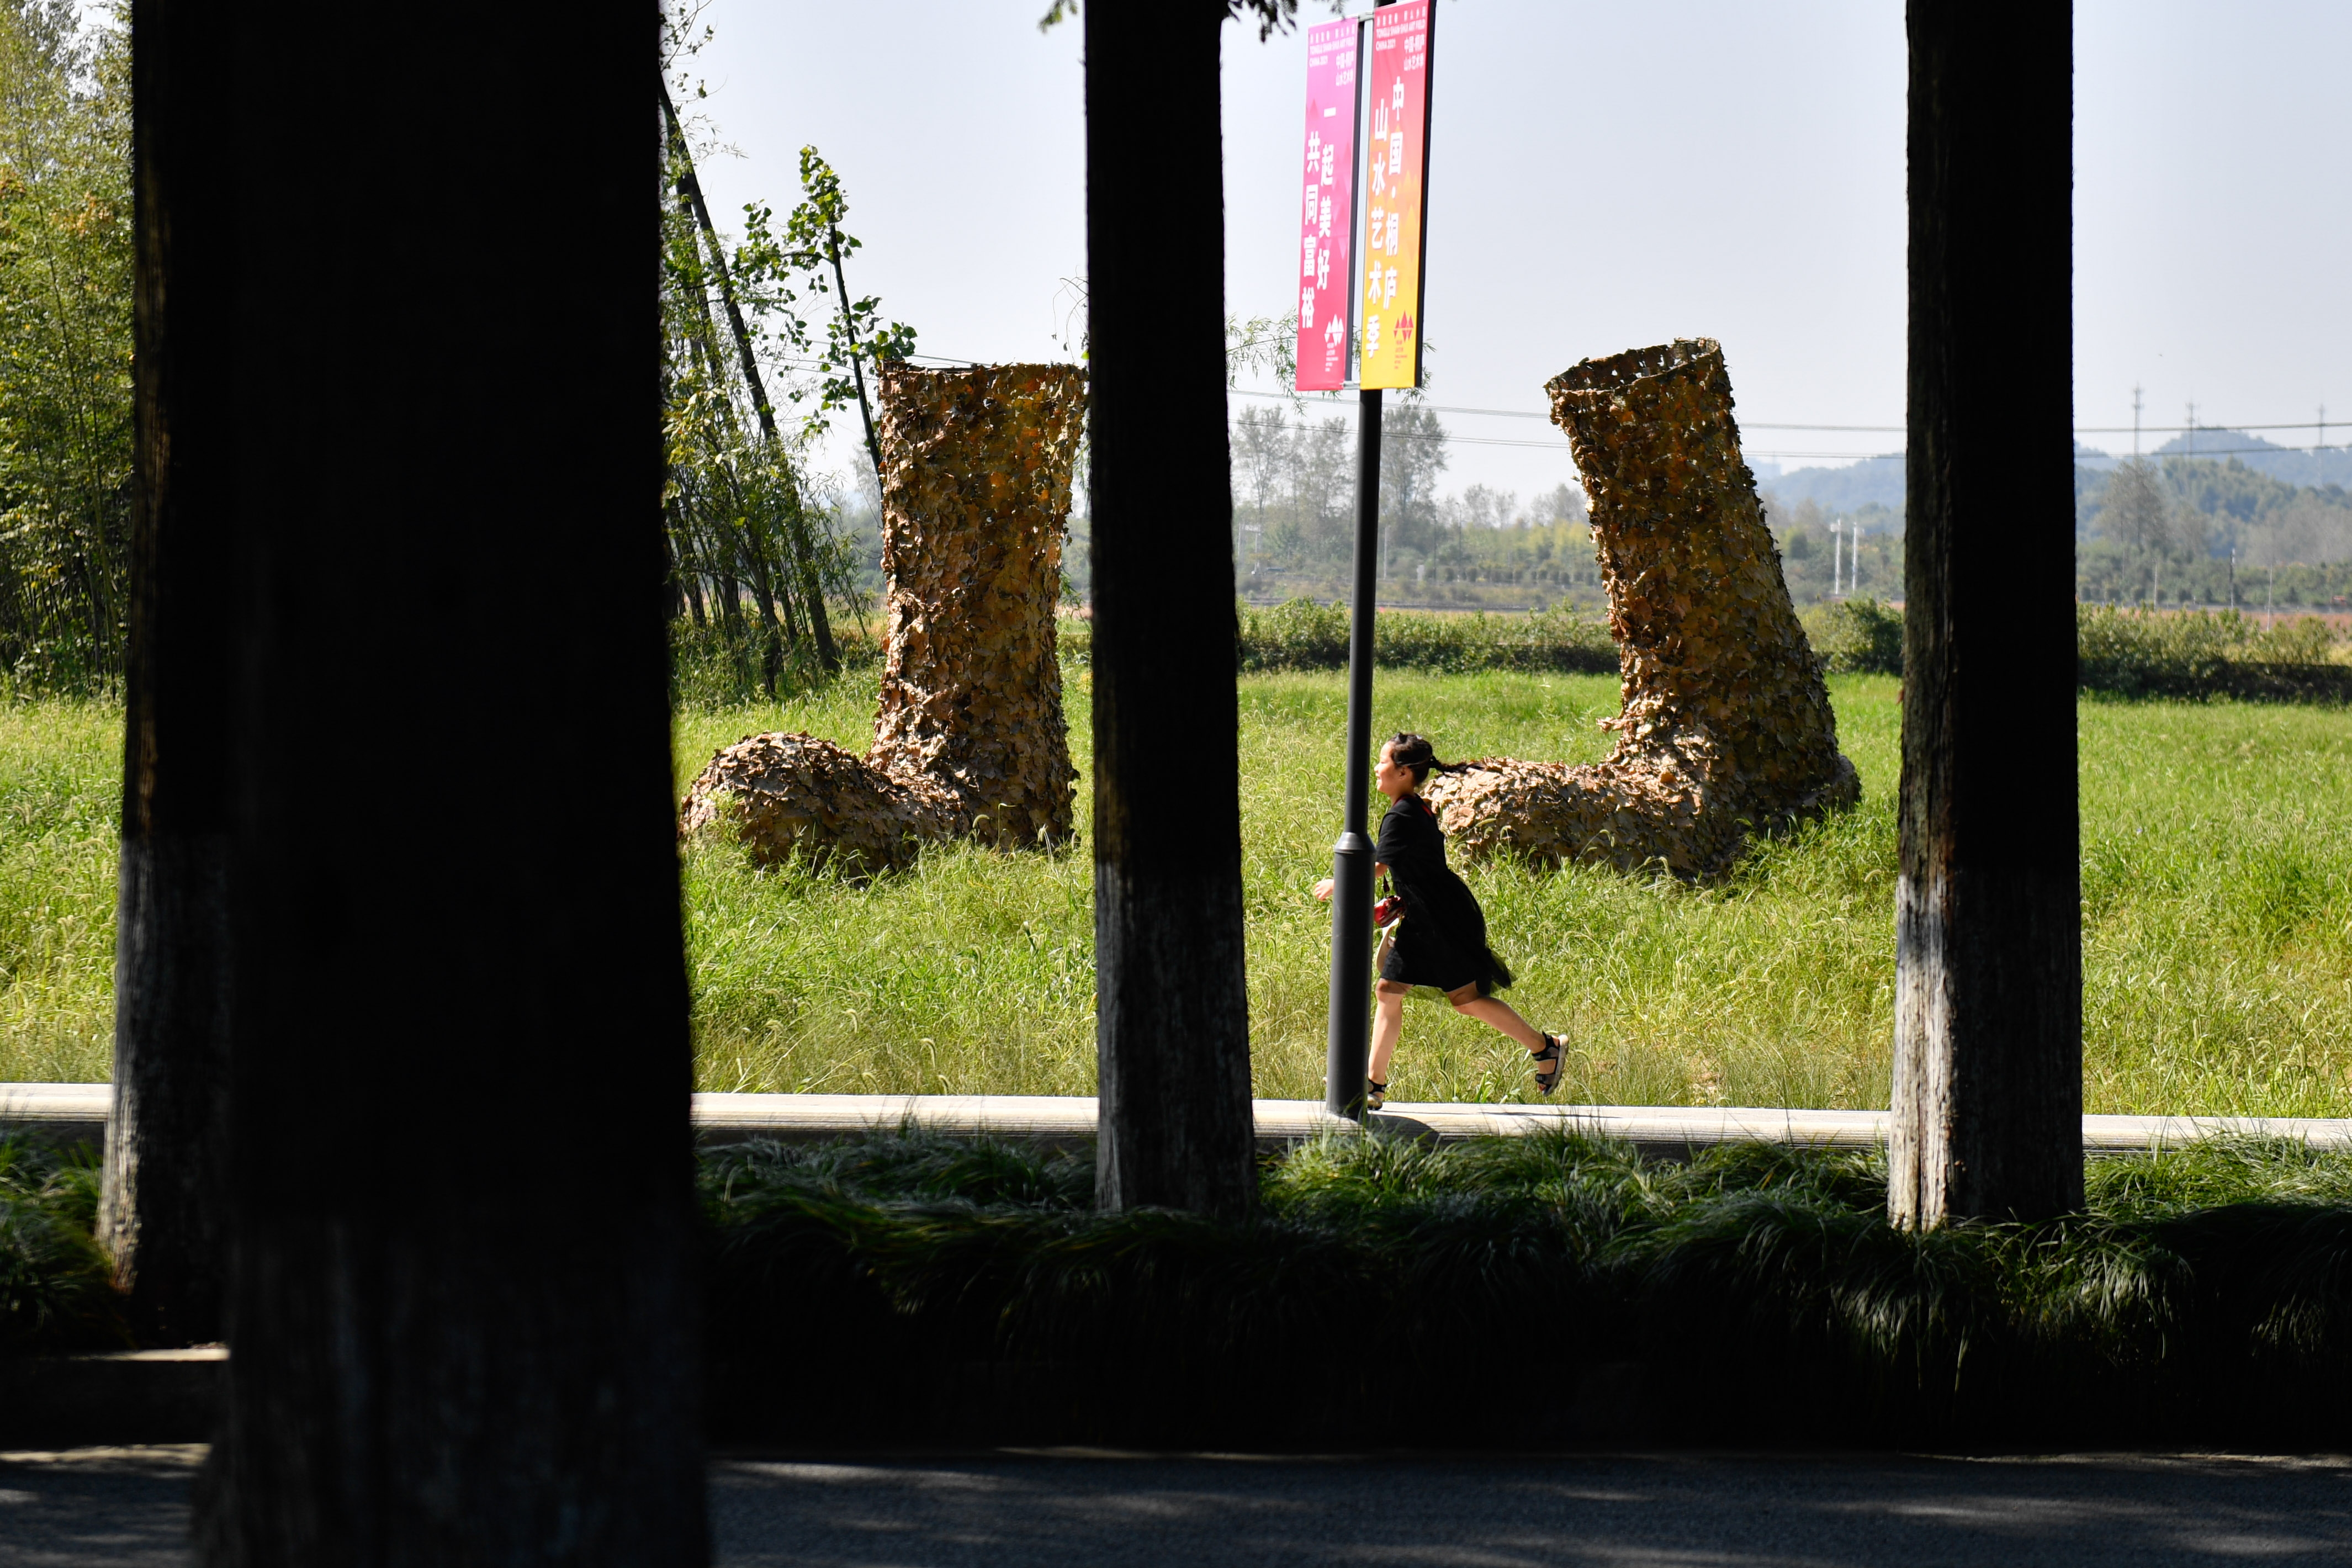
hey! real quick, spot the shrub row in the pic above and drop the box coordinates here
[1809,600,2352,699]
[1058,599,1620,676]
[2075,606,2352,701]
[0,1137,120,1356]
[15,1126,2352,1449]
[703,1127,2352,1450]
[1800,597,1905,675]
[1066,597,2351,701]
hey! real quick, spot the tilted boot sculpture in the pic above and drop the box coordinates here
[680,363,1087,871]
[1423,339,1857,878]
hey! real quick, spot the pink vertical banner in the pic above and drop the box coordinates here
[1292,18,1359,392]
[1360,0,1433,390]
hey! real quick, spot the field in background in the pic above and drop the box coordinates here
[6,675,2351,1115]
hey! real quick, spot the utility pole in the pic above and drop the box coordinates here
[2132,383,2142,457]
[2320,403,2328,490]
[2185,400,2197,457]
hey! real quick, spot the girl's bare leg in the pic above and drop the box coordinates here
[1369,980,1408,1085]
[1448,987,1547,1053]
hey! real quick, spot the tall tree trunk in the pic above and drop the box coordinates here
[182,3,706,1560]
[1890,0,2083,1228]
[1084,3,1254,1217]
[101,0,235,1349]
[823,224,884,492]
[780,476,840,673]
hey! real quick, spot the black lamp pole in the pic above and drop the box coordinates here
[1324,385,1382,1119]
[1323,0,1408,1122]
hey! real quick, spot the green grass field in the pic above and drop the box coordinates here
[7,674,2351,1114]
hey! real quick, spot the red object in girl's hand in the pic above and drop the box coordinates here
[1373,894,1404,928]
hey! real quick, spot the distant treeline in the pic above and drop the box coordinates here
[2076,455,2352,612]
[1222,399,1596,609]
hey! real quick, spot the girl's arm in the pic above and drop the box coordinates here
[1312,863,1388,902]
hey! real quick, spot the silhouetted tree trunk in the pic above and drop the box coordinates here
[1890,0,2083,1228]
[177,2,706,1560]
[1084,3,1255,1217]
[99,0,235,1350]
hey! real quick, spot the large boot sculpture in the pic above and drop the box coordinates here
[1422,339,1858,879]
[680,363,1087,871]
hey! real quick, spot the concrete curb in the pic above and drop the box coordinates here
[10,1084,2348,1158]
[0,1347,223,1447]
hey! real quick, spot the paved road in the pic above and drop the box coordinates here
[7,1447,2351,1565]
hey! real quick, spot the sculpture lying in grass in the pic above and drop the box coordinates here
[1423,338,1859,878]
[681,364,1087,871]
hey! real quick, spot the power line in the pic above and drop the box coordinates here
[1230,412,2342,464]
[1225,386,2350,439]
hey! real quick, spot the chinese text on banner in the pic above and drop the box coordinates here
[1292,19,1358,392]
[1358,0,1432,391]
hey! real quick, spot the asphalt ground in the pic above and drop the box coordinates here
[5,1447,2349,1565]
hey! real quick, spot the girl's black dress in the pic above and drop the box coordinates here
[1377,792,1513,997]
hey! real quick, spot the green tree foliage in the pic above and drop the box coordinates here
[735,147,917,475]
[2076,455,2352,608]
[0,2,128,692]
[662,13,893,700]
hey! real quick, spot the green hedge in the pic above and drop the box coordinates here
[704,1127,2352,1449]
[1061,599,1619,676]
[1069,598,2352,700]
[2075,607,2352,701]
[1801,597,1906,675]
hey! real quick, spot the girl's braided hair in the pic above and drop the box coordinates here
[1386,732,1463,788]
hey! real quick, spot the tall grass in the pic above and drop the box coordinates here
[5,674,2351,1118]
[0,1133,120,1354]
[0,702,118,1082]
[673,667,2352,1116]
[702,1125,2352,1448]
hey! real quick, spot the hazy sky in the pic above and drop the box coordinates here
[677,1,2352,501]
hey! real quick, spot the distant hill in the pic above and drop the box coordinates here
[1761,431,2348,519]
[1760,453,1905,513]
[2150,428,2343,490]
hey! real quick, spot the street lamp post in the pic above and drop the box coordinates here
[1323,390,1382,1119]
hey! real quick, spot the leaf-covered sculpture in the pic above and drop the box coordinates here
[1423,339,1858,879]
[681,363,1087,871]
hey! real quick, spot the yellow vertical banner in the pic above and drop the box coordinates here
[1358,0,1433,391]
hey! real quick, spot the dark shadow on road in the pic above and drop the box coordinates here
[0,1447,198,1567]
[708,1450,2352,1567]
[7,1445,2349,1565]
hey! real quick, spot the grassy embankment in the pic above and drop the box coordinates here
[6,670,2349,1115]
[18,1121,2352,1449]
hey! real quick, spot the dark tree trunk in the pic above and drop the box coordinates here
[174,3,706,1560]
[100,0,235,1348]
[1891,0,2083,1227]
[1084,3,1255,1217]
